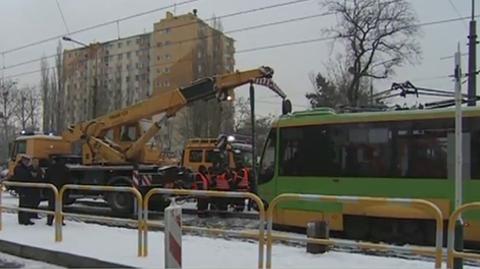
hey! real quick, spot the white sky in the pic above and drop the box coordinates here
[0,0,478,116]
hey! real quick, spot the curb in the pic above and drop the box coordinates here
[0,239,133,268]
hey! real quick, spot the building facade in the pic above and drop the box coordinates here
[63,11,235,151]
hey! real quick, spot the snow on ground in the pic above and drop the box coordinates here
[0,213,476,269]
[0,251,64,268]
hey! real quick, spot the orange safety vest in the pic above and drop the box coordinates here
[215,173,231,191]
[237,168,250,191]
[195,173,209,190]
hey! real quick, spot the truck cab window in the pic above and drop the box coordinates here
[13,141,27,159]
[259,129,276,184]
[189,150,203,163]
[121,126,136,141]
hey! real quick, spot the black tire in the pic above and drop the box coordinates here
[106,176,134,216]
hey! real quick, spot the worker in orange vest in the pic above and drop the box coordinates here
[236,168,250,192]
[196,165,210,217]
[215,171,231,191]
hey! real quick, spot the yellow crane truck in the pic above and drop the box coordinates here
[7,66,290,214]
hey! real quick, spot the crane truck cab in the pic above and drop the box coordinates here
[7,132,71,178]
[181,134,252,172]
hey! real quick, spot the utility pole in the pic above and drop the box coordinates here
[249,83,257,194]
[467,0,477,106]
[453,43,464,269]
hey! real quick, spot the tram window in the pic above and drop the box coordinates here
[280,126,338,176]
[189,150,203,163]
[391,119,451,179]
[278,119,457,179]
[341,126,391,177]
[259,129,276,183]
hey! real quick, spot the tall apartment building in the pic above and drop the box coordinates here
[63,10,235,151]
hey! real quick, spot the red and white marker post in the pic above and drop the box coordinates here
[165,198,182,268]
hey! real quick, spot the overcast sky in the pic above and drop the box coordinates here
[0,0,478,116]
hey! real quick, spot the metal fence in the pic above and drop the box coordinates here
[143,188,266,269]
[58,184,144,257]
[2,182,480,269]
[265,193,444,269]
[0,181,61,242]
[447,202,480,269]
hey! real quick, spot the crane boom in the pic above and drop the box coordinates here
[61,66,288,164]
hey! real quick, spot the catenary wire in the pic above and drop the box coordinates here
[0,0,312,55]
[4,14,479,80]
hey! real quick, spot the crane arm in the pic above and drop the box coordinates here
[61,66,289,164]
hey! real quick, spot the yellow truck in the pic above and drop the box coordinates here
[181,134,253,172]
[7,67,290,214]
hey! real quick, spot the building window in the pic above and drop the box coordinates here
[164,40,171,46]
[126,76,130,82]
[126,52,131,58]
[157,56,161,61]
[164,53,171,60]
[117,42,122,48]
[157,42,163,48]
[198,65,202,73]
[117,54,123,60]
[164,67,170,74]
[161,28,171,35]
[135,75,139,81]
[163,81,170,87]
[126,40,131,46]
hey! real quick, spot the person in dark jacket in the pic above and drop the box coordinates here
[45,158,68,226]
[12,155,35,225]
[29,158,43,219]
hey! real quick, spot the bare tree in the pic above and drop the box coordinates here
[49,70,58,132]
[0,80,19,159]
[17,89,28,130]
[14,86,41,132]
[26,87,41,130]
[234,97,274,151]
[40,57,50,132]
[55,41,65,132]
[306,55,371,108]
[324,0,421,106]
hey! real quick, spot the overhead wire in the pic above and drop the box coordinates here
[4,12,480,81]
[446,0,468,27]
[1,0,319,72]
[0,0,311,56]
[0,0,200,55]
[55,0,71,34]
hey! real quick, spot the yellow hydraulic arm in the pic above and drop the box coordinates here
[61,66,288,164]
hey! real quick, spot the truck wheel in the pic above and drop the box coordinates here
[106,177,134,216]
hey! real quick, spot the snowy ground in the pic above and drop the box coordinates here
[0,213,477,269]
[0,251,64,268]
